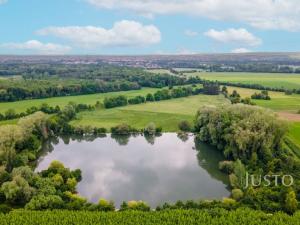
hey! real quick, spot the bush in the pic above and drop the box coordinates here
[231,189,244,201]
[104,96,128,108]
[120,201,150,211]
[0,204,12,214]
[98,198,115,211]
[178,120,192,132]
[218,161,234,174]
[144,122,156,135]
[222,198,237,206]
[111,124,137,135]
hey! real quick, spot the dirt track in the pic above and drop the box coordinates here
[277,112,300,122]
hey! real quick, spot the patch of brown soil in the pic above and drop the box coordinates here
[277,112,300,122]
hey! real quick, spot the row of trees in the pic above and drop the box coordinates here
[251,90,271,100]
[103,86,209,109]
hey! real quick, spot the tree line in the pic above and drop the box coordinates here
[103,83,219,109]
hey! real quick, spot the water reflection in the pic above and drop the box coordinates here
[36,133,229,207]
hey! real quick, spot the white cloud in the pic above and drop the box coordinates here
[0,40,71,54]
[204,28,262,46]
[184,30,198,37]
[231,48,252,53]
[37,20,161,48]
[176,47,197,55]
[0,0,7,4]
[86,0,300,31]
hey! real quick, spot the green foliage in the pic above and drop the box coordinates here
[231,189,244,201]
[0,208,299,225]
[218,161,234,174]
[1,175,35,205]
[195,105,287,163]
[25,195,64,210]
[98,198,115,211]
[111,123,137,135]
[251,90,271,100]
[104,96,128,109]
[120,201,150,211]
[284,190,298,214]
[178,120,192,132]
[144,122,156,135]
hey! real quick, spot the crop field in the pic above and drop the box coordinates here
[186,72,300,90]
[0,208,299,225]
[71,94,228,131]
[0,88,158,113]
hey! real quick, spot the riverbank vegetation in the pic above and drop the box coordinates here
[195,104,299,213]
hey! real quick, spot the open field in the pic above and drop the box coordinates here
[71,94,228,131]
[226,86,300,112]
[0,88,158,113]
[186,72,300,90]
[287,122,300,147]
[146,69,174,75]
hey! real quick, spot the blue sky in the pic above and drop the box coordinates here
[0,0,300,55]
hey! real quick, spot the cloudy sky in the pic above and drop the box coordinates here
[0,0,300,55]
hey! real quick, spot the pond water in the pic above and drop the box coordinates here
[37,133,229,207]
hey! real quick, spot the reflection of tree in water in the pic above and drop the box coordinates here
[194,138,230,186]
[177,132,189,142]
[144,134,155,145]
[111,134,131,146]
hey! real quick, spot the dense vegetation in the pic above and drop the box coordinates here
[0,208,300,225]
[0,64,204,102]
[103,85,207,109]
[195,104,299,213]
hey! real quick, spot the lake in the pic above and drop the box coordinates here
[37,133,229,207]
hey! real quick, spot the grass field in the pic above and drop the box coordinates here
[146,69,175,75]
[71,94,228,131]
[0,88,158,113]
[287,122,300,147]
[186,72,300,90]
[226,86,300,112]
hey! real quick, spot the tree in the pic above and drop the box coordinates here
[1,175,35,205]
[146,93,154,102]
[144,122,156,135]
[284,190,298,214]
[25,194,64,210]
[0,125,23,171]
[178,120,192,132]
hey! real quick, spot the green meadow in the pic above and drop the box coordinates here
[226,86,300,112]
[0,88,158,113]
[71,94,228,131]
[288,122,300,147]
[187,72,300,90]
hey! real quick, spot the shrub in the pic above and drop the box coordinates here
[178,120,192,132]
[231,189,244,201]
[120,201,150,211]
[222,198,237,206]
[111,123,136,135]
[98,198,115,211]
[218,161,234,174]
[144,122,156,135]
